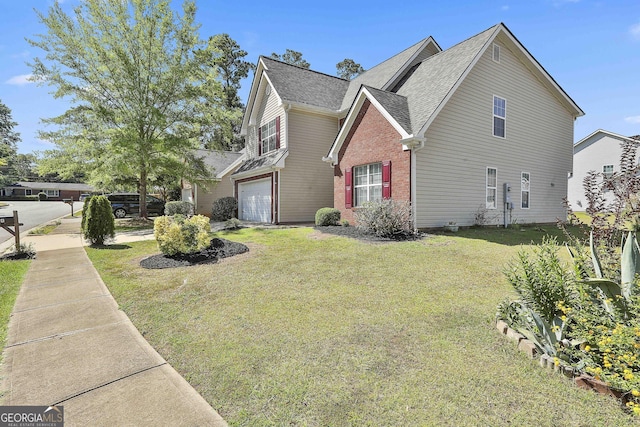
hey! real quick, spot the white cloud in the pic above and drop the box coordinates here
[501,5,510,11]
[552,0,580,6]
[625,116,640,124]
[5,74,34,85]
[630,22,640,40]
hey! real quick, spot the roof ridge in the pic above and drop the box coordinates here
[355,36,435,78]
[260,55,348,82]
[417,23,499,65]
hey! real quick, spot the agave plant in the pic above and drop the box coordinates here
[568,230,640,319]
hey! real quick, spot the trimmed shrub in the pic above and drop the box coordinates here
[354,199,414,238]
[154,214,211,256]
[211,197,237,221]
[315,207,341,226]
[165,200,194,217]
[82,195,115,245]
[80,195,93,233]
[37,192,47,201]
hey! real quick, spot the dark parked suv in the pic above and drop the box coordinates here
[106,193,165,218]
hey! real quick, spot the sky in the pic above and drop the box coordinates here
[0,0,639,155]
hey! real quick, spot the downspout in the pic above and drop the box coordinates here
[279,103,292,224]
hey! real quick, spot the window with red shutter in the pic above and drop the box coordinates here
[382,160,391,199]
[345,168,352,209]
[258,126,262,156]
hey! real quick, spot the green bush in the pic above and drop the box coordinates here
[315,208,340,226]
[164,200,194,217]
[80,195,94,233]
[211,197,237,221]
[82,195,115,245]
[154,214,211,256]
[354,199,413,238]
[37,192,47,201]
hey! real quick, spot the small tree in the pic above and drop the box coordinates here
[82,195,115,245]
[336,59,364,79]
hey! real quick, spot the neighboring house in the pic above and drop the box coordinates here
[567,130,640,210]
[324,23,583,228]
[1,181,94,201]
[182,149,245,216]
[239,22,583,226]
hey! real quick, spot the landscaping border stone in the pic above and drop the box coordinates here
[495,318,627,401]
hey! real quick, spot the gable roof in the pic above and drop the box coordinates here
[363,86,412,135]
[574,129,640,150]
[339,36,441,111]
[326,23,584,164]
[259,57,350,112]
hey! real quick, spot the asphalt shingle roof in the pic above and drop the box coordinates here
[232,148,288,175]
[395,25,498,135]
[362,86,412,135]
[261,57,349,111]
[194,149,244,177]
[340,37,432,111]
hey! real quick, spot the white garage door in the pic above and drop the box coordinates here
[239,179,271,222]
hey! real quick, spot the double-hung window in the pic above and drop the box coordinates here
[45,189,60,197]
[354,163,382,207]
[260,119,277,154]
[521,172,530,209]
[486,167,497,209]
[603,164,614,179]
[493,96,506,138]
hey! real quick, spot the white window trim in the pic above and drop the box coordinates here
[521,172,530,210]
[260,118,277,155]
[486,167,497,210]
[25,189,32,196]
[354,162,382,207]
[492,95,506,139]
[492,43,501,63]
[603,164,614,179]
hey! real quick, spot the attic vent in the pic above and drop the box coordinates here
[390,62,422,93]
[492,44,501,63]
[265,85,271,95]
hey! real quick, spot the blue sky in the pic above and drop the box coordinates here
[1,0,639,154]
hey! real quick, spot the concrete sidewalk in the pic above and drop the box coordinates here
[1,218,227,426]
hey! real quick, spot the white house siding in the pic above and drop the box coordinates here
[279,110,339,222]
[415,38,574,228]
[247,83,286,159]
[567,132,635,210]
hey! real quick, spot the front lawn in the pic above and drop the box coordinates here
[0,260,30,359]
[86,227,638,426]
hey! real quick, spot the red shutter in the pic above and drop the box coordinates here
[275,116,281,149]
[382,160,391,199]
[258,126,262,156]
[345,168,352,209]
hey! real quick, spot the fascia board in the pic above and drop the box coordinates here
[325,87,411,165]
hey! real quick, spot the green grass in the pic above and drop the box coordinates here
[114,217,155,232]
[28,221,61,235]
[86,227,640,426]
[0,260,30,358]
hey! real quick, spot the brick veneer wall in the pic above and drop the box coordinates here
[334,100,411,224]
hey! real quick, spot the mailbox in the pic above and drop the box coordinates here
[0,216,14,226]
[63,198,73,205]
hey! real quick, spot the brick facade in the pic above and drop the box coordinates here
[334,100,411,224]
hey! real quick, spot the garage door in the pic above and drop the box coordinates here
[239,179,271,222]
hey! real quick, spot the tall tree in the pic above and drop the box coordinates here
[0,99,20,186]
[206,33,255,150]
[336,59,364,80]
[29,0,229,217]
[270,49,310,69]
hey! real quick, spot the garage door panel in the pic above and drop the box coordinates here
[239,179,271,222]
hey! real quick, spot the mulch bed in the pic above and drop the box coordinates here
[0,251,36,261]
[313,226,424,242]
[140,237,249,269]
